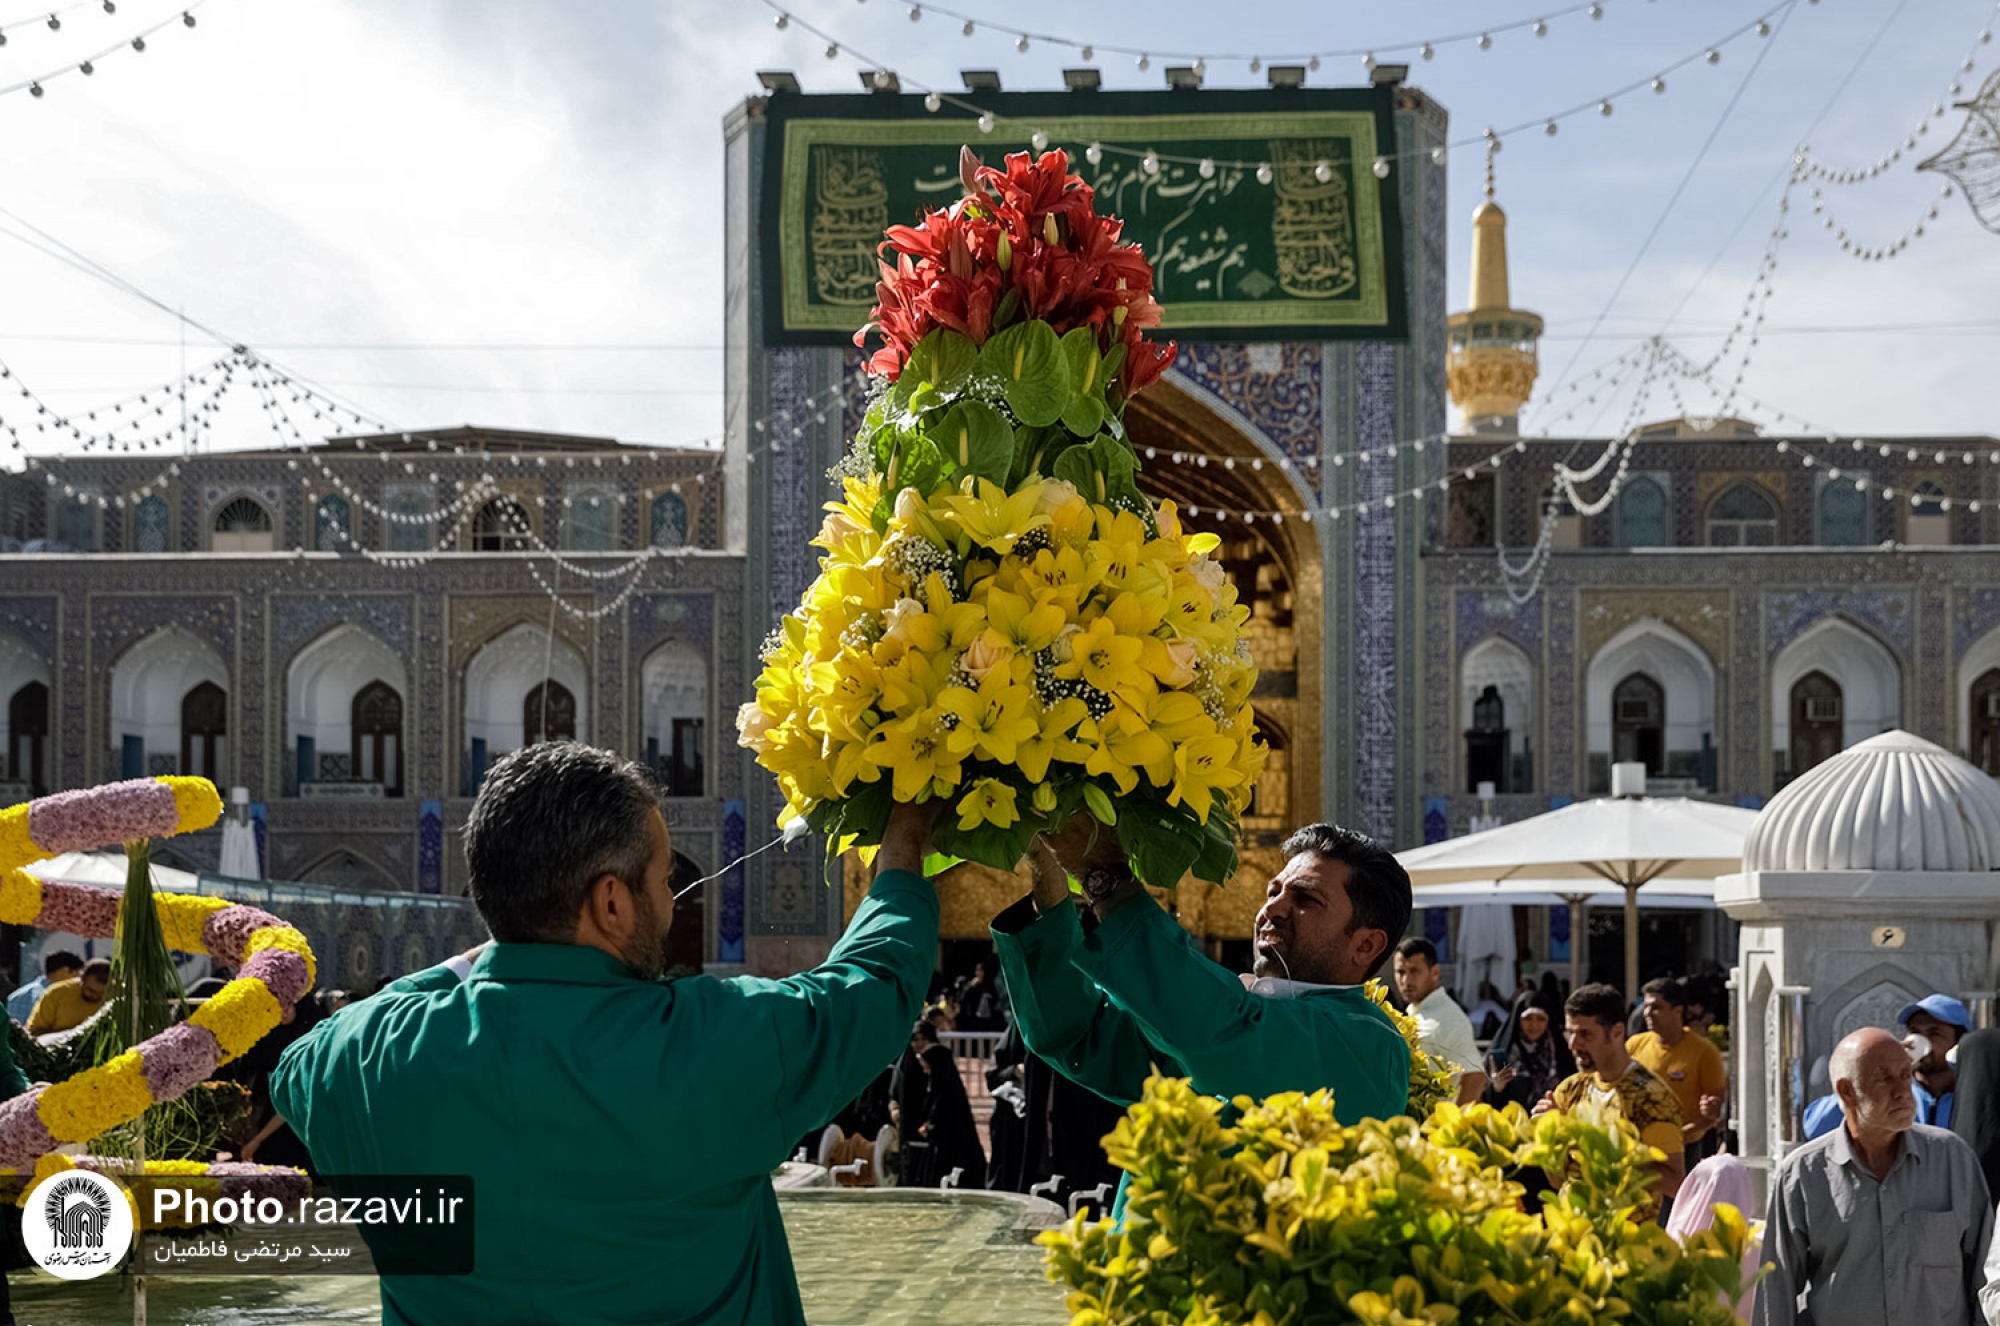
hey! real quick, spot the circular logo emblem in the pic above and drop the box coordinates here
[22,1169,134,1280]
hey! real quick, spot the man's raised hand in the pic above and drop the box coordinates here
[877,798,944,878]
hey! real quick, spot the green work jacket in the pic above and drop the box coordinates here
[272,868,938,1326]
[990,893,1409,1212]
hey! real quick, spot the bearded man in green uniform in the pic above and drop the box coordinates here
[271,742,941,1325]
[991,819,1412,1204]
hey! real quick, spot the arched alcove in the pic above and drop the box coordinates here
[1461,636,1534,793]
[0,634,52,795]
[1770,617,1901,768]
[286,625,410,795]
[1958,625,2000,768]
[110,628,229,779]
[1585,619,1716,782]
[641,640,708,797]
[462,623,588,790]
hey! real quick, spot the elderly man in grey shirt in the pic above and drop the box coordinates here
[1758,1026,1993,1326]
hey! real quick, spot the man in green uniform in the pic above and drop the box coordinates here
[991,820,1413,1187]
[271,743,940,1325]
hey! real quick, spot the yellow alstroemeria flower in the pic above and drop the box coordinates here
[865,711,963,802]
[956,778,1021,832]
[1016,696,1091,782]
[1081,712,1174,795]
[1169,734,1249,824]
[983,587,1068,654]
[1056,616,1148,703]
[938,674,1040,765]
[940,477,1049,555]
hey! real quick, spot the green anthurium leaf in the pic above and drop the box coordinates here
[873,432,950,528]
[1192,814,1239,886]
[1101,340,1128,389]
[901,381,941,424]
[934,810,1039,874]
[1052,444,1100,502]
[933,399,1015,487]
[981,320,1070,428]
[902,329,979,396]
[1092,434,1143,504]
[1115,797,1204,891]
[1060,327,1109,438]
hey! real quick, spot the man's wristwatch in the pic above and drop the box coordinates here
[1079,866,1130,905]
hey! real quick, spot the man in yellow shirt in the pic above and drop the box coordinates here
[1627,976,1727,1167]
[1534,983,1686,1222]
[26,957,109,1036]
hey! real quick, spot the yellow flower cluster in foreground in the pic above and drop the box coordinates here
[741,472,1267,873]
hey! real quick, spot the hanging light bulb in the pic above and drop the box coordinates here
[1419,42,1434,60]
[1545,118,1559,135]
[1249,56,1261,72]
[1756,19,1772,35]
[1193,56,1206,75]
[1652,76,1666,93]
[1016,34,1029,52]
[1031,130,1049,151]
[978,112,994,133]
[1080,43,1093,59]
[773,7,789,22]
[961,19,974,35]
[1141,151,1160,175]
[1308,54,1320,71]
[908,4,921,18]
[1705,48,1721,64]
[1198,157,1215,178]
[45,13,59,29]
[1086,141,1103,165]
[924,90,941,111]
[1599,99,1613,116]
[1533,19,1548,36]
[1363,52,1377,70]
[1372,156,1390,179]
[1314,160,1332,182]
[1431,145,1447,166]
[1256,162,1274,185]
[1477,32,1492,49]
[825,42,839,58]
[1588,2,1603,16]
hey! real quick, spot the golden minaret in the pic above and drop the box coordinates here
[1446,151,1543,434]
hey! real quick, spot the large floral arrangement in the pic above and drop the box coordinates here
[0,778,317,1168]
[739,148,1266,888]
[1042,1079,1759,1326]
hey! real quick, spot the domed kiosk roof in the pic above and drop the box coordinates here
[1744,730,2000,873]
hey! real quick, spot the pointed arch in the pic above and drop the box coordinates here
[0,633,52,795]
[1770,616,1901,764]
[110,627,229,779]
[1461,635,1534,792]
[286,624,410,794]
[642,640,708,797]
[1585,618,1716,776]
[1962,624,2000,772]
[462,623,588,790]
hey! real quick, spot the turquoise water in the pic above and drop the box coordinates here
[8,1190,1071,1325]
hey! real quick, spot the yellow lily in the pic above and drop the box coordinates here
[956,778,1021,832]
[1143,690,1216,743]
[1056,616,1148,703]
[984,587,1068,653]
[865,710,963,802]
[1080,712,1173,795]
[1016,696,1091,782]
[938,673,1041,764]
[1169,734,1249,824]
[939,476,1049,554]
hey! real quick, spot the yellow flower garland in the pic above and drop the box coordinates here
[0,868,41,927]
[243,922,318,987]
[156,892,232,956]
[188,977,284,1064]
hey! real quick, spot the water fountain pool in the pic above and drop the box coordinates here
[10,1189,1072,1325]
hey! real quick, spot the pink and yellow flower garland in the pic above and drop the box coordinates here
[0,777,318,1168]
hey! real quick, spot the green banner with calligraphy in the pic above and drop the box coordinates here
[759,88,1407,344]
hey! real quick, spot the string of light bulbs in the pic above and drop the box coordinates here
[764,0,1802,179]
[0,1,205,100]
[816,0,1643,73]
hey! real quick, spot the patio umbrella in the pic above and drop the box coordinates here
[1397,795,1757,998]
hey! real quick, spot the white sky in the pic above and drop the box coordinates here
[0,0,1995,463]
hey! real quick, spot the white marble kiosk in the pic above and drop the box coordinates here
[1716,731,2000,1186]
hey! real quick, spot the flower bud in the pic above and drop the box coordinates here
[996,232,1013,271]
[1043,214,1060,245]
[736,702,775,752]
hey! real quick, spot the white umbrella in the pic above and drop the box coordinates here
[1411,878,1719,910]
[1397,789,1757,997]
